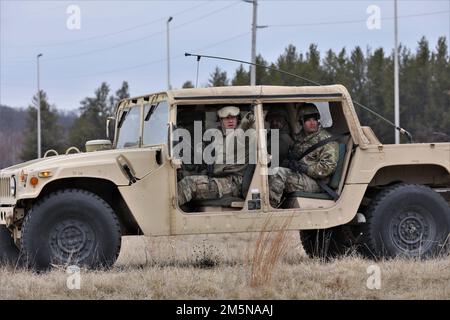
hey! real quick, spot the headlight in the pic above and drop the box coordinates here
[10,176,16,197]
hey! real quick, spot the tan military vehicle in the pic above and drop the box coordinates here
[1,85,449,270]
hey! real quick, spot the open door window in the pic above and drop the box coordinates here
[263,101,353,210]
[173,103,261,213]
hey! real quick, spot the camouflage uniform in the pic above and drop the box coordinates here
[178,107,255,206]
[269,126,339,207]
[178,174,243,205]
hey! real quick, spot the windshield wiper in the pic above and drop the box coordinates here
[118,110,129,128]
[144,103,159,121]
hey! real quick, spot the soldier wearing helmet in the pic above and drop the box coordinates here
[178,105,256,207]
[268,103,339,208]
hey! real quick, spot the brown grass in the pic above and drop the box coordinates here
[249,215,292,287]
[0,232,449,299]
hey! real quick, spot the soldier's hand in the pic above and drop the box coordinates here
[245,111,255,123]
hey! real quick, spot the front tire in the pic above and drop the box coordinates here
[359,184,450,259]
[21,189,122,270]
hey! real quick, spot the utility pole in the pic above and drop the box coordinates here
[37,53,43,158]
[250,0,257,86]
[244,0,267,86]
[394,0,400,144]
[166,16,173,90]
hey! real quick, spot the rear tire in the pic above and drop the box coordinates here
[300,225,359,259]
[359,184,450,259]
[0,225,20,266]
[21,189,122,270]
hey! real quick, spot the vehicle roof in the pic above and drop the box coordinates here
[120,85,350,106]
[167,85,348,102]
[116,84,370,148]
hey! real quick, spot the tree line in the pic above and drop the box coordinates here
[185,36,450,144]
[1,36,448,168]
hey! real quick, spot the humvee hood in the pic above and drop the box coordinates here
[1,148,135,173]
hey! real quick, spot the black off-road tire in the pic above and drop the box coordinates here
[21,189,122,270]
[0,225,20,266]
[359,184,450,259]
[300,225,359,260]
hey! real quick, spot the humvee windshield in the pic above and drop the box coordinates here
[143,101,168,146]
[115,99,169,149]
[116,105,141,149]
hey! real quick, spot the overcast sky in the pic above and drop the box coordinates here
[1,0,449,111]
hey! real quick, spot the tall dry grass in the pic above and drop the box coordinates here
[0,233,449,299]
[249,215,293,287]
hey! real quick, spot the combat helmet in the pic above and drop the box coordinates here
[217,106,240,118]
[299,103,320,123]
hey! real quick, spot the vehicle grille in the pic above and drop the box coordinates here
[0,177,11,199]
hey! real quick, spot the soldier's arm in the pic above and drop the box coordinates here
[306,141,339,179]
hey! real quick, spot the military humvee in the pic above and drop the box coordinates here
[1,85,449,270]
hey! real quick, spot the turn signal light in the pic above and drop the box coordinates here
[38,171,53,178]
[30,177,39,186]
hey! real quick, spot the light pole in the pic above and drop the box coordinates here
[166,16,173,90]
[37,53,43,158]
[243,0,266,86]
[394,0,400,144]
[250,0,257,86]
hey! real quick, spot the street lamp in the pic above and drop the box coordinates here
[394,0,400,144]
[36,53,43,158]
[166,16,173,90]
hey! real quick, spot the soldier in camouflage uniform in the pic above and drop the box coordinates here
[268,103,339,207]
[266,110,294,163]
[178,106,255,206]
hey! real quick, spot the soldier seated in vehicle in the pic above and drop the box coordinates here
[265,110,294,164]
[268,103,339,208]
[177,106,256,207]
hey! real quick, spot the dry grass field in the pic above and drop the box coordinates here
[0,231,449,300]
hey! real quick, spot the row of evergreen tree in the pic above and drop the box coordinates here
[185,36,450,143]
[19,36,449,162]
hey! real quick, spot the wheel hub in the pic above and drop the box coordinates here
[49,219,95,263]
[391,207,434,252]
[398,216,424,244]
